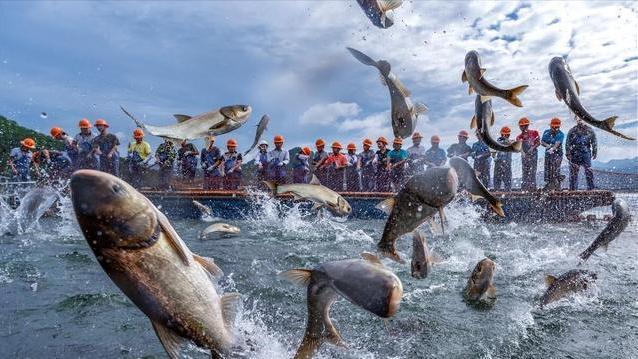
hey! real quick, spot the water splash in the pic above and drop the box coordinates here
[1,186,60,235]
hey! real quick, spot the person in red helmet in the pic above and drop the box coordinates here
[92,118,120,176]
[424,135,447,168]
[373,136,392,192]
[312,139,329,185]
[345,143,360,191]
[8,138,36,181]
[74,118,98,170]
[50,127,78,170]
[267,135,289,184]
[221,139,242,190]
[293,146,312,184]
[493,126,514,191]
[447,130,472,160]
[541,118,565,190]
[320,141,348,191]
[358,138,376,191]
[516,117,540,191]
[388,137,409,189]
[407,132,426,176]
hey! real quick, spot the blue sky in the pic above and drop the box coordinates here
[0,1,636,168]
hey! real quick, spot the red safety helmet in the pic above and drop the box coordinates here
[315,139,325,147]
[550,117,561,128]
[393,137,403,145]
[274,135,284,143]
[500,126,512,135]
[376,136,388,145]
[347,143,357,151]
[302,146,311,156]
[79,118,92,129]
[227,139,238,147]
[95,118,109,127]
[331,141,342,149]
[133,128,144,139]
[20,138,36,149]
[363,138,373,146]
[50,127,63,138]
[518,117,530,126]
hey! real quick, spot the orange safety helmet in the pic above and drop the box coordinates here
[458,130,470,138]
[500,126,512,135]
[550,117,561,128]
[227,139,238,147]
[518,117,530,126]
[347,143,357,151]
[376,136,388,145]
[393,137,403,145]
[274,135,284,143]
[315,139,325,147]
[411,132,423,139]
[95,118,109,127]
[79,118,92,129]
[50,127,63,138]
[133,128,144,139]
[363,138,373,146]
[431,135,441,143]
[20,138,36,149]
[331,141,342,149]
[302,146,312,156]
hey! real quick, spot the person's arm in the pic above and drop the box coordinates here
[281,151,289,166]
[446,145,454,158]
[591,129,597,160]
[108,137,119,158]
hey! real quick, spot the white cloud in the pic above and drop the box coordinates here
[299,102,361,125]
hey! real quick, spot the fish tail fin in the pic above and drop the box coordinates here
[511,140,523,153]
[490,201,505,217]
[603,116,618,130]
[294,334,324,359]
[262,181,278,194]
[377,240,405,263]
[279,269,313,287]
[505,85,528,107]
[346,47,378,68]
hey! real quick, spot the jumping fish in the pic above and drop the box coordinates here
[540,269,597,308]
[471,96,522,153]
[548,56,635,140]
[462,50,528,107]
[193,200,214,218]
[200,223,241,239]
[263,175,352,217]
[70,170,239,358]
[411,230,439,279]
[448,156,505,217]
[377,167,458,263]
[578,198,631,262]
[280,252,403,359]
[120,104,252,142]
[356,0,403,29]
[463,258,497,305]
[347,47,428,139]
[243,114,270,156]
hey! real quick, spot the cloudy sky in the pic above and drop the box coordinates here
[0,1,636,166]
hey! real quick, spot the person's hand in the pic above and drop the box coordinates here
[107,153,113,159]
[278,162,284,167]
[592,154,597,160]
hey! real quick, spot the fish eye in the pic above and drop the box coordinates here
[112,184,123,194]
[241,106,248,112]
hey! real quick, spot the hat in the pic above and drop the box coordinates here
[316,139,325,147]
[274,135,284,143]
[376,136,388,145]
[95,118,109,127]
[20,138,36,149]
[302,146,311,156]
[458,130,469,138]
[259,140,268,147]
[411,132,423,139]
[50,127,63,138]
[331,141,342,149]
[518,117,530,126]
[133,128,144,139]
[363,138,373,146]
[79,118,92,129]
[550,117,561,128]
[347,143,357,150]
[500,126,512,135]
[227,139,238,147]
[393,137,403,145]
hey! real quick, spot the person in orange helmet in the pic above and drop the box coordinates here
[293,146,312,184]
[407,132,426,176]
[127,128,152,188]
[50,127,79,170]
[74,118,98,170]
[358,138,376,191]
[493,126,514,191]
[267,135,289,184]
[424,135,447,168]
[255,140,270,185]
[373,136,392,192]
[92,118,120,177]
[221,139,243,190]
[201,136,222,190]
[8,138,36,181]
[320,141,348,191]
[388,137,409,189]
[345,143,360,191]
[155,137,177,190]
[312,138,329,185]
[178,139,199,184]
[470,133,491,187]
[541,118,565,190]
[516,117,540,191]
[447,130,472,160]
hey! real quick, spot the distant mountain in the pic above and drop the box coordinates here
[593,157,638,174]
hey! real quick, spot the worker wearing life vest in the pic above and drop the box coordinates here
[267,135,289,185]
[50,127,78,170]
[320,141,348,191]
[358,138,376,192]
[424,135,447,168]
[92,118,120,177]
[373,137,392,192]
[222,139,242,190]
[201,136,222,190]
[541,118,565,191]
[388,137,409,190]
[447,130,472,160]
[345,143,360,192]
[516,117,540,191]
[178,140,199,184]
[74,118,98,170]
[293,146,312,184]
[407,132,426,176]
[470,134,492,188]
[155,138,176,190]
[256,140,270,184]
[566,117,597,190]
[127,128,151,188]
[493,126,513,191]
[8,138,36,181]
[311,139,329,185]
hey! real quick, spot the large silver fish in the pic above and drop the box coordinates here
[121,105,252,142]
[280,252,403,359]
[540,269,597,308]
[377,167,458,263]
[471,96,522,153]
[578,198,631,262]
[347,47,427,139]
[263,175,352,217]
[548,57,635,140]
[243,114,270,156]
[356,0,403,29]
[70,170,239,358]
[448,156,505,217]
[463,258,497,305]
[462,50,528,107]
[200,223,241,240]
[411,230,438,279]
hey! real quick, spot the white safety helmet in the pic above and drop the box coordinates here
[259,140,269,147]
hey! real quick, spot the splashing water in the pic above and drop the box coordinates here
[1,186,60,235]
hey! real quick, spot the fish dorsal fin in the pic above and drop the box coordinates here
[309,174,322,185]
[173,114,192,123]
[480,68,487,78]
[490,111,496,126]
[413,102,428,115]
[379,0,403,11]
[574,81,580,95]
[470,115,478,129]
[153,203,190,266]
[545,275,556,287]
[221,293,241,331]
[462,70,468,83]
[376,197,396,214]
[151,320,185,359]
[468,86,474,95]
[280,269,313,286]
[480,95,491,103]
[360,251,384,266]
[193,254,224,280]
